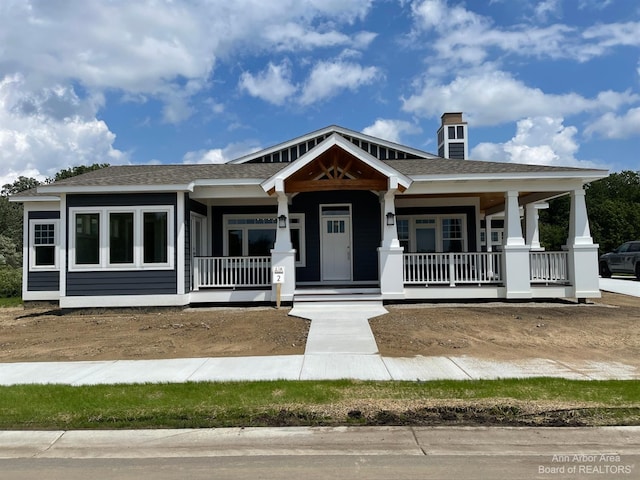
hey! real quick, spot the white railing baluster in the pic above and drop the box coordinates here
[530,251,569,284]
[403,252,503,285]
[193,256,272,288]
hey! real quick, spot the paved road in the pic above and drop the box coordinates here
[1,427,638,479]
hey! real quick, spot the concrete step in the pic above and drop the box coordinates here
[293,294,383,303]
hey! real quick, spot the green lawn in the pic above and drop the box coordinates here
[1,378,638,429]
[0,297,21,307]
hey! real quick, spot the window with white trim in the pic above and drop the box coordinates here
[223,214,305,266]
[69,206,174,270]
[396,215,467,253]
[30,220,59,270]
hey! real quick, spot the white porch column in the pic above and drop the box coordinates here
[270,181,296,303]
[378,179,404,300]
[525,202,548,251]
[501,191,531,299]
[485,215,493,252]
[566,188,600,300]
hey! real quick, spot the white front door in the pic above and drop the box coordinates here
[321,205,352,282]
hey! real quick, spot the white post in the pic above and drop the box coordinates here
[525,203,548,251]
[486,215,493,253]
[501,191,531,299]
[566,188,600,300]
[378,178,404,300]
[270,181,296,304]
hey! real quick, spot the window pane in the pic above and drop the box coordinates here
[35,245,55,266]
[457,125,464,139]
[248,229,275,256]
[448,126,455,138]
[144,212,168,263]
[34,224,55,245]
[416,228,436,253]
[228,229,243,256]
[75,213,100,264]
[109,212,134,264]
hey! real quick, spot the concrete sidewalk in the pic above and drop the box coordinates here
[0,353,637,386]
[0,280,637,386]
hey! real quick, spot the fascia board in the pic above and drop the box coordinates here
[9,195,60,203]
[260,134,342,192]
[37,184,192,194]
[192,178,265,186]
[261,133,413,192]
[409,170,608,183]
[333,134,413,188]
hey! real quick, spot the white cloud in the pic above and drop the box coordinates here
[182,142,261,164]
[299,61,380,105]
[262,23,376,51]
[0,74,126,183]
[362,119,422,143]
[238,61,297,105]
[471,116,603,168]
[402,69,639,126]
[409,0,640,67]
[584,108,640,139]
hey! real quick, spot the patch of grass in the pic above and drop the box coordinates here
[0,379,637,430]
[0,296,21,307]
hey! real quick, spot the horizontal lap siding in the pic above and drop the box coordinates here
[66,193,178,297]
[27,271,60,292]
[66,270,177,296]
[27,211,60,292]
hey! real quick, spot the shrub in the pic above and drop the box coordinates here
[0,266,22,298]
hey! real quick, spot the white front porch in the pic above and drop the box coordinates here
[188,250,573,303]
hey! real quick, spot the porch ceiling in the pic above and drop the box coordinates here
[401,191,565,213]
[284,145,390,193]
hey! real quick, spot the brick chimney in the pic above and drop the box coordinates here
[437,112,468,160]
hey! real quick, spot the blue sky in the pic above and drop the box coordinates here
[1,0,639,187]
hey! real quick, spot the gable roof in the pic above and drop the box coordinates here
[230,125,436,164]
[12,124,607,199]
[260,132,413,194]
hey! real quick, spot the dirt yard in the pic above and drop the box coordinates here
[0,292,638,364]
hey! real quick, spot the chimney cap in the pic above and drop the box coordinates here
[441,112,466,125]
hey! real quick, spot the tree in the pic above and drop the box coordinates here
[1,176,40,197]
[586,171,640,253]
[539,171,640,253]
[49,163,110,182]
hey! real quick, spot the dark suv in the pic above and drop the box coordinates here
[599,241,640,279]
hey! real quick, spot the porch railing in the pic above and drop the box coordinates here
[193,256,271,290]
[529,251,569,284]
[403,252,503,286]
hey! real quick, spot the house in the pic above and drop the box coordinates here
[11,113,608,309]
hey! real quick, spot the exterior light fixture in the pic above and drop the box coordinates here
[278,214,287,228]
[386,212,395,226]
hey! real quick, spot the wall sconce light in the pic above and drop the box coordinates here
[386,212,395,226]
[278,214,287,229]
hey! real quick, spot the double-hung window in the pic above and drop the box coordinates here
[30,220,59,270]
[70,206,173,270]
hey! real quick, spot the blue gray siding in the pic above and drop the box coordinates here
[66,193,178,297]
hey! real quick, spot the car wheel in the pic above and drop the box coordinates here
[635,263,640,281]
[599,262,612,278]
